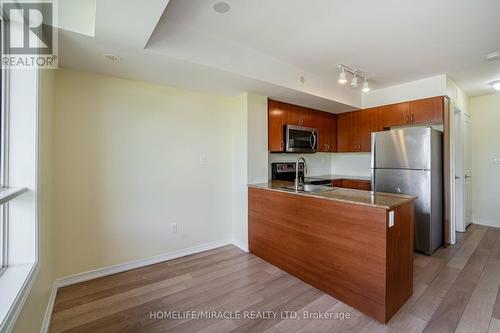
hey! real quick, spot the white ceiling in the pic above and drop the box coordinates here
[150,0,500,96]
[58,0,500,113]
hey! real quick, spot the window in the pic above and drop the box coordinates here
[0,9,28,273]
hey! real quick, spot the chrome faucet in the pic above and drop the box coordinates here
[295,157,307,191]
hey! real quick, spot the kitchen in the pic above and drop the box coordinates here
[248,96,448,322]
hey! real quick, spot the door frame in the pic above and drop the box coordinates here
[453,107,466,232]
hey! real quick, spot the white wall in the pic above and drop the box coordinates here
[52,69,237,278]
[362,75,447,108]
[231,93,268,251]
[331,153,371,177]
[470,93,500,228]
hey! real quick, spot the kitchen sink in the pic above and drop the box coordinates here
[280,184,335,193]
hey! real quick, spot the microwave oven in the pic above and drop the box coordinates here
[285,125,318,153]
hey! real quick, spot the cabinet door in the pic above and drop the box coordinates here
[285,104,302,126]
[268,100,285,152]
[342,179,372,191]
[329,114,337,152]
[300,107,313,127]
[354,108,382,152]
[336,112,354,152]
[409,96,444,124]
[381,103,410,129]
[312,111,333,152]
[285,105,312,127]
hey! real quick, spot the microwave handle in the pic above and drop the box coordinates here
[310,132,317,149]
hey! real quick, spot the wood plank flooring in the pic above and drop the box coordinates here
[49,224,500,333]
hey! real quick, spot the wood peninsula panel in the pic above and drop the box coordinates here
[248,187,414,323]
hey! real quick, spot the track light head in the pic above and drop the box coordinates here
[362,79,370,92]
[490,79,500,91]
[350,75,358,88]
[338,68,347,84]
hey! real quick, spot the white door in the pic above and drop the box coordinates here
[454,108,465,232]
[463,114,473,228]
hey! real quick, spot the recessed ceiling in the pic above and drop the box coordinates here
[148,0,500,96]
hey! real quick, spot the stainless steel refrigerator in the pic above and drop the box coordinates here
[371,127,443,255]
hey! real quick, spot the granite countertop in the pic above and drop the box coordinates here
[248,180,415,210]
[306,174,371,181]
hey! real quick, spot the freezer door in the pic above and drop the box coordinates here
[373,169,433,254]
[371,127,431,170]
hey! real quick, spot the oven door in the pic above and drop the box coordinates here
[285,125,317,153]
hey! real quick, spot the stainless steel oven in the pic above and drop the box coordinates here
[285,125,317,153]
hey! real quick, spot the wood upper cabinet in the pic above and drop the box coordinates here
[355,107,382,152]
[380,97,444,128]
[336,112,354,152]
[268,100,286,152]
[337,108,382,152]
[285,105,312,127]
[409,96,444,124]
[313,111,337,152]
[268,99,337,153]
[381,102,410,129]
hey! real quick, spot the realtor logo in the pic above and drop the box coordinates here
[1,0,58,68]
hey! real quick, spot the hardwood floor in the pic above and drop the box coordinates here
[49,224,500,333]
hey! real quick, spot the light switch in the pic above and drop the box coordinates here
[199,155,208,165]
[388,211,395,228]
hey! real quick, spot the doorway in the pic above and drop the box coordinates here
[454,108,472,232]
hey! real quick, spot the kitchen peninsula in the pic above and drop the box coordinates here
[248,182,415,323]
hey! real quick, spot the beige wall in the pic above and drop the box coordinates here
[13,68,268,331]
[13,70,55,333]
[470,93,500,228]
[52,69,238,278]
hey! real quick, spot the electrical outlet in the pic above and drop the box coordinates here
[170,223,177,234]
[388,211,395,227]
[199,155,208,166]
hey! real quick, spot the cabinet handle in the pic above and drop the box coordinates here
[406,114,410,124]
[411,114,414,124]
[281,141,284,149]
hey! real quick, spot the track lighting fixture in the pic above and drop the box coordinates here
[490,79,500,91]
[337,64,370,93]
[338,68,347,84]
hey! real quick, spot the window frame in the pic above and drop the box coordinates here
[0,10,7,272]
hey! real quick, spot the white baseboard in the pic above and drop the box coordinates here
[39,283,57,333]
[40,239,233,332]
[231,238,249,252]
[55,239,232,288]
[473,217,500,229]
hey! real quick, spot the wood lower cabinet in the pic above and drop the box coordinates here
[332,179,371,191]
[248,187,414,323]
